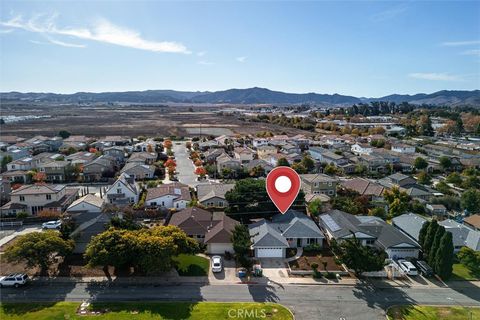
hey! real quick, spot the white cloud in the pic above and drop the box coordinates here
[1,13,190,53]
[461,49,480,56]
[0,29,13,33]
[408,72,462,81]
[197,60,214,65]
[371,4,408,22]
[236,56,247,63]
[441,40,480,47]
[197,51,206,57]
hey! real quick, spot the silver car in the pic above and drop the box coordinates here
[211,255,223,273]
[0,274,29,288]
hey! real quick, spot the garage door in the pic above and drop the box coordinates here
[257,247,283,258]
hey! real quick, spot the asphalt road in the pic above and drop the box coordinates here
[172,141,198,187]
[1,282,479,320]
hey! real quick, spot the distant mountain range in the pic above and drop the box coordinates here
[1,87,479,106]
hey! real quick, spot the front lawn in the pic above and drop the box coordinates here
[288,249,343,272]
[173,254,209,276]
[387,305,480,320]
[451,263,480,281]
[0,302,293,320]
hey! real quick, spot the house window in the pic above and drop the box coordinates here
[19,196,25,202]
[366,239,375,245]
[151,202,157,206]
[11,165,15,169]
[117,188,122,194]
[328,190,334,195]
[46,194,52,200]
[307,238,317,244]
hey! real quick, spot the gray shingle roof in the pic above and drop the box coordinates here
[392,213,427,241]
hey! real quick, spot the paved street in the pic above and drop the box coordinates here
[171,141,198,187]
[1,282,479,320]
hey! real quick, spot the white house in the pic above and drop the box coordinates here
[252,138,269,148]
[105,173,140,205]
[145,182,191,210]
[391,144,416,154]
[351,143,373,156]
[67,194,105,213]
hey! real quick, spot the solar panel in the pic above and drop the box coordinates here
[321,214,341,232]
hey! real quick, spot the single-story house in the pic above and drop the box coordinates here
[249,210,324,258]
[391,212,427,242]
[145,182,191,210]
[196,183,235,208]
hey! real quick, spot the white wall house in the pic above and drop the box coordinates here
[351,143,373,156]
[105,173,140,205]
[391,144,416,154]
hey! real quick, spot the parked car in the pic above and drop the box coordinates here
[0,274,29,288]
[398,259,418,276]
[42,220,62,229]
[414,260,434,277]
[211,255,223,273]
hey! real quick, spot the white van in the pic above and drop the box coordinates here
[398,259,418,276]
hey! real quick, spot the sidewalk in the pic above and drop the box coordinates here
[0,226,41,248]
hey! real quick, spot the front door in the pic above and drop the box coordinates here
[297,238,302,247]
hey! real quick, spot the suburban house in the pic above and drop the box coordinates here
[234,147,256,163]
[351,143,373,156]
[67,194,105,214]
[0,178,11,205]
[340,178,385,201]
[244,159,274,175]
[7,157,34,171]
[105,173,140,205]
[103,146,126,164]
[248,210,324,258]
[196,183,235,208]
[120,162,155,180]
[145,182,191,210]
[300,173,338,197]
[252,138,269,148]
[319,210,421,259]
[426,204,447,217]
[439,220,480,252]
[65,151,97,165]
[391,213,427,242]
[257,145,278,160]
[216,154,242,173]
[127,152,157,165]
[464,214,480,231]
[391,144,416,154]
[168,207,239,254]
[0,184,78,216]
[203,149,228,163]
[39,161,71,182]
[82,156,115,182]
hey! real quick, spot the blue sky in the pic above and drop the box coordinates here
[0,1,479,97]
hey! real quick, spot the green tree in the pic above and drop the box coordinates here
[434,231,454,280]
[1,155,13,171]
[423,220,439,258]
[276,157,290,167]
[324,164,337,175]
[446,172,463,186]
[428,225,446,267]
[435,181,452,195]
[332,236,387,276]
[417,172,431,185]
[417,114,434,136]
[414,157,428,170]
[369,207,386,219]
[418,220,431,249]
[308,199,323,217]
[383,187,410,218]
[58,130,71,139]
[461,188,480,214]
[292,162,307,174]
[301,156,315,172]
[231,225,253,269]
[4,231,74,275]
[457,247,480,273]
[439,156,452,171]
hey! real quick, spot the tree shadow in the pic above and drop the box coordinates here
[247,283,281,303]
[446,279,480,305]
[352,279,417,310]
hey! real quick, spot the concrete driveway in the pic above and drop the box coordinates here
[0,225,42,248]
[258,258,289,280]
[208,257,237,284]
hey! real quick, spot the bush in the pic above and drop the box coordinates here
[325,272,337,279]
[15,211,29,219]
[37,210,61,219]
[304,243,322,252]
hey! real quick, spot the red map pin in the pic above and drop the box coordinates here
[266,166,301,214]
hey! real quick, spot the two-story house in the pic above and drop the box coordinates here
[300,173,338,197]
[105,173,140,205]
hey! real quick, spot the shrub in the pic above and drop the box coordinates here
[15,211,29,219]
[304,244,322,252]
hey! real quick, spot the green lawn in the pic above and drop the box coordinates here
[173,254,209,276]
[0,302,293,320]
[387,305,480,320]
[451,263,480,281]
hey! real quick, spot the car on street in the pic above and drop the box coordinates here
[211,255,223,273]
[0,273,29,288]
[413,260,434,277]
[398,259,418,276]
[42,220,62,229]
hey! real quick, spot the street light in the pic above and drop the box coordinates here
[447,297,473,320]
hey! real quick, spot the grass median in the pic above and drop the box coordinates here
[0,301,293,320]
[387,305,480,320]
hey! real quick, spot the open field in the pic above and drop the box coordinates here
[0,104,313,138]
[0,302,293,320]
[387,305,480,320]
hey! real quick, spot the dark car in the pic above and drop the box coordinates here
[414,260,434,277]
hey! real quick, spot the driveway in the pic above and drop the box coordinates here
[258,258,289,280]
[208,257,237,284]
[0,225,42,249]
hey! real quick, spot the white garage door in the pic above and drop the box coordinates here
[257,247,283,258]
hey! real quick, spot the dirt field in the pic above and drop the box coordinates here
[1,104,313,138]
